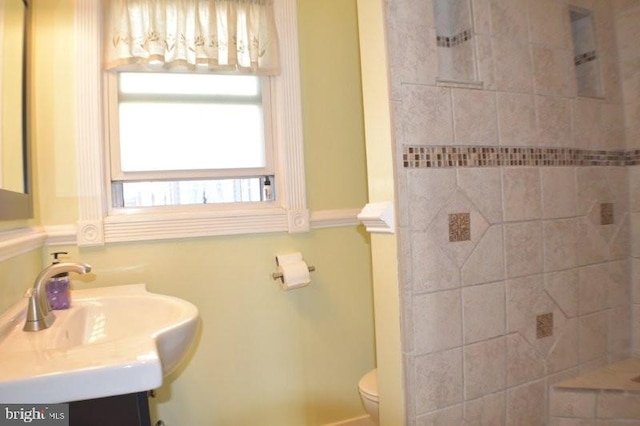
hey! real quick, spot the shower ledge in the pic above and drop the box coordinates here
[554,358,640,392]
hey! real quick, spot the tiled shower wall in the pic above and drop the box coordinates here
[383,0,638,424]
[616,0,640,355]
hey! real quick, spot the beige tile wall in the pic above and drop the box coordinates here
[633,166,640,357]
[615,0,640,363]
[385,0,638,424]
[549,388,640,424]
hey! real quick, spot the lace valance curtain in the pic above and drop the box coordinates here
[104,0,280,75]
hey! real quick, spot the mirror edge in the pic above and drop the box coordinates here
[0,0,33,221]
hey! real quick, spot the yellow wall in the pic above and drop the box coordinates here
[31,0,77,225]
[32,0,370,225]
[357,1,405,424]
[1,0,26,193]
[0,249,41,313]
[54,227,374,425]
[0,1,375,425]
[298,0,368,211]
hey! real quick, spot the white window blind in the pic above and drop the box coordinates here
[107,72,275,208]
[113,73,268,177]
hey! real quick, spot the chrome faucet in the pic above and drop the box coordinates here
[23,262,92,332]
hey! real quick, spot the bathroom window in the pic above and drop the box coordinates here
[107,72,275,208]
[74,0,309,245]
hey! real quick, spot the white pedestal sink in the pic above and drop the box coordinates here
[0,284,199,403]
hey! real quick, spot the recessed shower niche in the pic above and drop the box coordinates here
[433,0,478,85]
[570,6,603,97]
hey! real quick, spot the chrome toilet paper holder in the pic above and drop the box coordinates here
[272,265,315,282]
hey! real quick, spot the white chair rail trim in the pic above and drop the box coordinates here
[0,227,47,262]
[0,208,361,257]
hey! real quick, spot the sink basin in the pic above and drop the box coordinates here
[0,284,199,403]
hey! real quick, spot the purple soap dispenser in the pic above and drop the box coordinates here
[45,251,72,310]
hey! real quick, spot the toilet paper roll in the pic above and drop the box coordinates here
[275,253,303,266]
[275,253,311,291]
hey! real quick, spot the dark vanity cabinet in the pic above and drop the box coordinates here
[68,392,152,426]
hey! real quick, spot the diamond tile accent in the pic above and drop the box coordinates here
[586,202,616,243]
[600,203,614,225]
[536,313,553,339]
[428,190,489,267]
[449,213,471,242]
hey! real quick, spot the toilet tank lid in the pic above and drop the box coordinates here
[358,369,378,397]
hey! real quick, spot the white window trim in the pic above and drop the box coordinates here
[74,0,309,246]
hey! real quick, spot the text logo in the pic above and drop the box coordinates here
[0,405,68,426]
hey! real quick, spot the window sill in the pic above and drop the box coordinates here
[102,206,292,242]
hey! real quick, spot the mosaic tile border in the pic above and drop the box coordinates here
[574,50,597,66]
[403,146,640,168]
[436,29,472,48]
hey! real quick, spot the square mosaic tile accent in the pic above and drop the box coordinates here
[574,50,597,66]
[601,203,614,225]
[449,213,471,242]
[536,313,553,339]
[402,146,638,169]
[436,29,473,48]
[629,149,640,165]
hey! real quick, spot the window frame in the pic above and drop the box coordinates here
[75,0,309,246]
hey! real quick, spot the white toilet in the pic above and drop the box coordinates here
[358,369,379,425]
